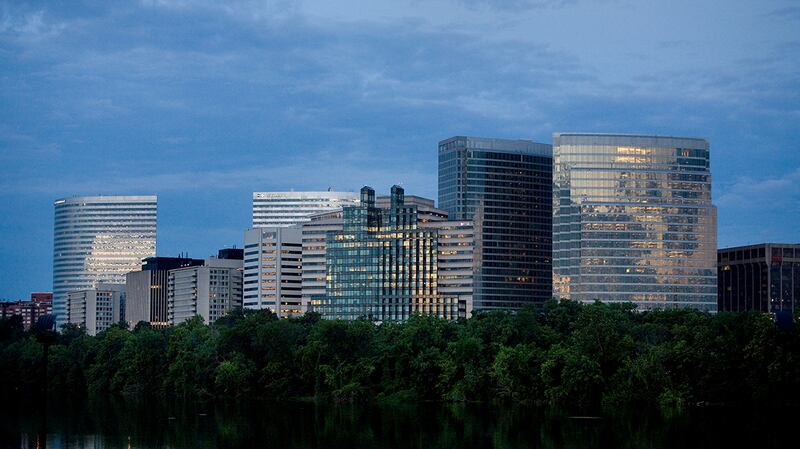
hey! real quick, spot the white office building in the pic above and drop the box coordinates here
[252,191,359,228]
[421,220,476,319]
[53,195,157,327]
[301,210,344,313]
[66,283,125,336]
[168,257,243,325]
[243,227,303,317]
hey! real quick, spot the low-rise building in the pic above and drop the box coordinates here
[718,243,800,313]
[66,284,125,335]
[0,293,53,330]
[168,256,243,325]
[125,257,204,328]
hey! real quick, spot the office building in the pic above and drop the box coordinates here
[302,210,345,314]
[438,136,553,311]
[252,191,360,228]
[53,195,157,327]
[420,220,475,319]
[125,257,203,327]
[217,247,244,260]
[168,256,243,325]
[243,227,303,317]
[65,284,124,336]
[552,133,717,311]
[322,185,467,321]
[718,243,800,313]
[0,293,53,330]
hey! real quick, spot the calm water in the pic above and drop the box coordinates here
[0,399,794,449]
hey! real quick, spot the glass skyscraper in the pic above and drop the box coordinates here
[438,136,553,311]
[322,186,464,321]
[552,133,717,311]
[53,195,157,327]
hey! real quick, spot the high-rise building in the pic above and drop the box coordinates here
[302,210,345,314]
[420,220,476,319]
[243,227,303,316]
[252,191,360,228]
[0,293,52,330]
[66,284,125,336]
[125,257,204,327]
[53,195,157,327]
[168,256,243,325]
[321,185,468,321]
[438,136,553,312]
[552,133,717,311]
[718,243,800,313]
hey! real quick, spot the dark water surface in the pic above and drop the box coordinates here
[0,399,794,449]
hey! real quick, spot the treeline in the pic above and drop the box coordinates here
[1,301,799,410]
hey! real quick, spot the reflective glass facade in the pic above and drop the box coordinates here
[53,196,157,327]
[718,244,800,313]
[438,136,553,311]
[322,186,462,321]
[553,134,717,311]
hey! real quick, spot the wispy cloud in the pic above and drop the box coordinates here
[717,167,800,210]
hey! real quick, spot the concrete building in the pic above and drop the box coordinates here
[53,195,157,327]
[552,133,717,311]
[252,191,360,228]
[0,293,53,330]
[65,284,124,335]
[243,227,303,317]
[438,136,553,312]
[302,210,345,314]
[125,257,204,327]
[420,220,476,319]
[718,243,800,314]
[168,256,243,325]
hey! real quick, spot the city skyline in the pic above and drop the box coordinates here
[2,0,799,299]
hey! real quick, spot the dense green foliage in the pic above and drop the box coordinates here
[2,301,799,410]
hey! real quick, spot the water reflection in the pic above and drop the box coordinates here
[1,399,794,449]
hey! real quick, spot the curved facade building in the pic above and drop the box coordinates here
[53,195,157,326]
[553,134,717,311]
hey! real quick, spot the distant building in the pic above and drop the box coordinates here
[302,210,345,314]
[552,133,717,311]
[252,191,360,228]
[0,293,53,330]
[321,185,469,321]
[420,220,475,319]
[168,256,243,325]
[53,195,157,328]
[217,248,244,260]
[125,257,204,327]
[718,244,800,313]
[66,284,125,336]
[438,136,553,312]
[243,227,303,317]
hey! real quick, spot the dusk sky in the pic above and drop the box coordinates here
[1,0,798,299]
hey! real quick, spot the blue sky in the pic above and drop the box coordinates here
[1,0,798,299]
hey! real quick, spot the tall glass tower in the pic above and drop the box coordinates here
[322,186,464,321]
[53,195,157,327]
[552,133,717,311]
[438,136,553,311]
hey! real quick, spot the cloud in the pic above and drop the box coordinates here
[716,167,800,210]
[0,5,66,41]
